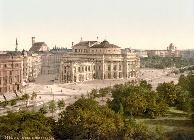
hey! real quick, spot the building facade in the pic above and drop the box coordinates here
[147,43,181,57]
[59,40,140,83]
[181,49,194,59]
[29,37,49,52]
[41,52,63,75]
[0,54,23,95]
[22,51,42,82]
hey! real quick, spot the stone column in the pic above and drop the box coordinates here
[101,55,105,80]
[117,62,119,79]
[110,62,113,79]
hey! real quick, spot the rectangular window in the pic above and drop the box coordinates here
[119,65,121,71]
[113,65,117,71]
[108,65,111,71]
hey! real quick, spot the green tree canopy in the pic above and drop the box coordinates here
[0,111,55,139]
[56,98,125,139]
[108,81,168,118]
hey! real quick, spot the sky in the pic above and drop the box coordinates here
[0,0,194,51]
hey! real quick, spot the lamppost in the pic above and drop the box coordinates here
[51,88,54,101]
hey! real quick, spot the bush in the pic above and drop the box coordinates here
[192,114,194,125]
[0,101,8,107]
[39,105,48,114]
[10,99,17,106]
[57,99,65,110]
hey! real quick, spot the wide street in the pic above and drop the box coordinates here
[0,68,181,116]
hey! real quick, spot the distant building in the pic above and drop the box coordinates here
[181,49,194,59]
[146,43,181,57]
[50,46,72,53]
[29,37,49,52]
[22,50,42,82]
[131,49,148,58]
[0,53,23,95]
[59,40,140,83]
[41,46,71,78]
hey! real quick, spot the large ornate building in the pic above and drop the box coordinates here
[59,40,140,83]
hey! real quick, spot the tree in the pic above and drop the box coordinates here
[21,94,30,107]
[89,89,98,99]
[39,104,48,114]
[157,81,192,112]
[156,82,178,106]
[48,100,57,114]
[109,82,168,118]
[56,98,125,139]
[21,94,30,100]
[56,98,161,139]
[0,111,55,139]
[31,91,37,100]
[57,99,65,110]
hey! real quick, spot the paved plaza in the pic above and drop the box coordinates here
[0,68,180,107]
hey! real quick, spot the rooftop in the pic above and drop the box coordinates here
[29,42,48,52]
[91,40,120,48]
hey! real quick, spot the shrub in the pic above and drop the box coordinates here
[10,99,17,106]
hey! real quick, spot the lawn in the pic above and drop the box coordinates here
[136,107,194,139]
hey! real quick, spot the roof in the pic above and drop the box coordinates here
[73,41,98,47]
[29,42,48,52]
[90,40,120,48]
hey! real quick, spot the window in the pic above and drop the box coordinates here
[108,65,111,71]
[75,49,77,52]
[78,67,81,72]
[113,73,117,78]
[108,73,111,79]
[119,65,121,70]
[85,66,87,71]
[113,65,117,71]
[119,72,122,78]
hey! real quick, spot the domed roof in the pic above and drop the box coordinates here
[90,40,120,48]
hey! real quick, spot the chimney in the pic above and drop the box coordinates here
[32,37,35,46]
[72,42,74,47]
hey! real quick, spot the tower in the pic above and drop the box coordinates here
[32,37,35,46]
[15,38,18,52]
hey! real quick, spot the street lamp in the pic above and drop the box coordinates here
[51,88,54,101]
